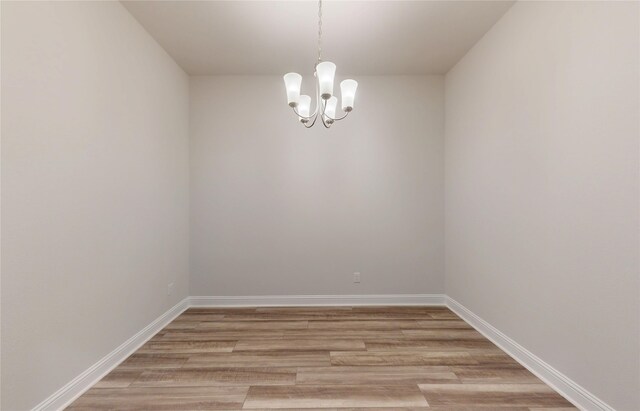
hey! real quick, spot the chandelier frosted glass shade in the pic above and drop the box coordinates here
[284,73,302,107]
[324,96,338,124]
[297,95,311,122]
[340,79,358,111]
[316,61,336,99]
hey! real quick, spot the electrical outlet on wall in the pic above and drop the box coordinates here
[167,282,174,295]
[353,272,361,283]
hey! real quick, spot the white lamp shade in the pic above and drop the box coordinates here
[298,95,311,120]
[324,96,338,120]
[316,61,336,99]
[283,72,302,106]
[340,79,358,110]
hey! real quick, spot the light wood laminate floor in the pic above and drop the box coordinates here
[68,306,576,410]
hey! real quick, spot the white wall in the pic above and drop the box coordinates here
[445,2,639,410]
[190,76,444,296]
[1,2,190,409]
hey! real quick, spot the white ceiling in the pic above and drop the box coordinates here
[122,1,514,75]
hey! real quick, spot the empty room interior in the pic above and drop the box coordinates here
[1,0,639,410]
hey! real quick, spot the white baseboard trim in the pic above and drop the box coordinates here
[445,296,614,411]
[189,294,446,307]
[32,297,190,411]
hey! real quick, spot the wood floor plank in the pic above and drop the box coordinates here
[364,338,498,352]
[330,350,479,366]
[234,339,365,352]
[243,385,429,408]
[198,320,308,330]
[137,340,236,353]
[222,313,443,321]
[413,320,473,329]
[184,351,331,368]
[131,367,296,387]
[67,386,248,410]
[418,383,574,407]
[296,365,458,385]
[255,306,353,313]
[221,313,335,321]
[227,307,355,321]
[282,329,405,339]
[307,320,423,330]
[401,329,486,340]
[331,314,461,320]
[451,365,539,383]
[160,330,285,341]
[350,306,452,314]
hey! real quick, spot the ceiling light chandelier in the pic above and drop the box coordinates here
[283,0,358,128]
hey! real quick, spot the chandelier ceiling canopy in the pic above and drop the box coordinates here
[283,0,358,128]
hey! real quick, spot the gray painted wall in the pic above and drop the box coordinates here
[1,2,190,409]
[189,76,445,296]
[445,2,639,409]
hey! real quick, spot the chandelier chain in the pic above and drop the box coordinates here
[318,0,322,62]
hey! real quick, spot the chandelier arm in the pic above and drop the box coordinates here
[319,99,332,128]
[301,100,320,128]
[291,105,318,120]
[302,112,320,128]
[323,110,350,122]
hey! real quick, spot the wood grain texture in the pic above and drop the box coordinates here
[243,385,429,408]
[234,339,366,352]
[68,386,248,410]
[364,338,498,352]
[160,330,286,341]
[451,365,540,383]
[418,383,573,407]
[198,320,309,330]
[137,340,236,353]
[184,351,331,368]
[330,351,480,366]
[67,306,576,410]
[132,367,297,387]
[401,329,486,340]
[296,366,458,385]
